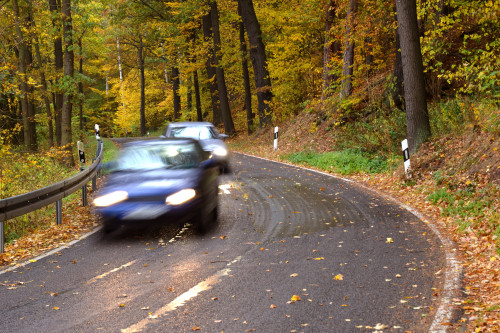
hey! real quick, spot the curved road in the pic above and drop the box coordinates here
[0,153,451,332]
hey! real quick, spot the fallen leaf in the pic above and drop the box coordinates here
[270,304,277,308]
[334,274,344,280]
[291,295,301,302]
[386,238,394,243]
[192,326,201,331]
[290,273,298,277]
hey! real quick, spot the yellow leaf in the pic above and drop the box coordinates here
[291,295,301,302]
[386,238,393,243]
[314,257,325,260]
[334,274,344,280]
[53,306,59,310]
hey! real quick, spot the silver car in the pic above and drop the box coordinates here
[161,122,230,172]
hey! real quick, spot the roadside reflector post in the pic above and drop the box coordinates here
[77,141,86,169]
[273,127,279,150]
[95,124,100,141]
[401,139,411,177]
[77,141,87,206]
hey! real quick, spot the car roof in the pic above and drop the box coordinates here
[167,122,214,128]
[122,137,199,147]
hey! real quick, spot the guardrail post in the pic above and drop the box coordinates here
[1,221,4,253]
[82,185,88,206]
[56,200,62,225]
[92,158,97,191]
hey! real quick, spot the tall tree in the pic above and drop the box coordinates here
[238,0,272,128]
[12,0,37,150]
[138,36,146,136]
[30,0,54,147]
[209,1,235,136]
[396,0,431,154]
[49,0,64,146]
[202,9,222,126]
[322,0,340,100]
[61,0,74,162]
[340,0,357,101]
[237,1,253,134]
[172,66,181,120]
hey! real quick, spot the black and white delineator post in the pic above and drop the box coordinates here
[95,124,100,141]
[77,141,88,206]
[401,139,411,177]
[273,127,279,150]
[77,141,86,165]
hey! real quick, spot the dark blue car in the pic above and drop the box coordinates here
[94,138,219,234]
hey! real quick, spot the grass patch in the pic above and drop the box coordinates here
[283,149,388,175]
[0,136,119,244]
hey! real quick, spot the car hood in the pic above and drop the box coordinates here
[198,139,228,152]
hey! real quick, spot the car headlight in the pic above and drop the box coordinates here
[213,147,228,157]
[166,189,196,205]
[94,191,128,207]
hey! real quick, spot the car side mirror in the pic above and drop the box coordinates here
[219,134,229,141]
[159,135,166,138]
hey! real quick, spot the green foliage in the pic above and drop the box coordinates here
[284,149,388,175]
[419,0,500,97]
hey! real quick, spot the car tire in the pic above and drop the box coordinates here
[103,221,117,233]
[195,204,218,235]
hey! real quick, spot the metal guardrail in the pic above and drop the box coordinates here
[0,141,104,253]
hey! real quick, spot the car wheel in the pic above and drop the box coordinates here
[103,221,117,233]
[195,205,218,235]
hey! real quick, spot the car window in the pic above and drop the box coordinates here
[116,143,202,170]
[168,126,216,140]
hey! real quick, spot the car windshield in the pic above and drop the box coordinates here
[168,126,216,140]
[115,143,201,170]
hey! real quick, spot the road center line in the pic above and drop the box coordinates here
[121,256,242,333]
[86,260,137,285]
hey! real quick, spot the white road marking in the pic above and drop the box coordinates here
[219,184,232,194]
[86,260,137,285]
[121,256,242,333]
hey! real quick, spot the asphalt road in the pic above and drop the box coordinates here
[0,152,448,332]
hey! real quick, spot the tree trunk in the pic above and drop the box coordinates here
[138,37,146,136]
[12,0,36,150]
[340,0,356,101]
[172,66,181,120]
[193,70,203,121]
[238,1,254,134]
[238,0,273,128]
[202,8,221,126]
[322,0,340,100]
[396,0,431,155]
[392,12,404,110]
[49,0,63,146]
[61,0,74,164]
[210,1,235,136]
[31,12,54,147]
[78,37,84,132]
